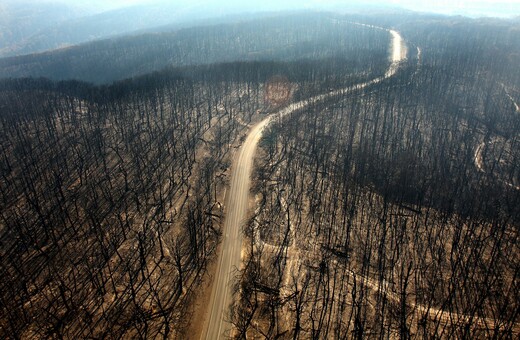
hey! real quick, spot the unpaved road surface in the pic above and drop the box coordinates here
[201,26,406,340]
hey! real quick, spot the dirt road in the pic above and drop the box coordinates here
[201,25,406,340]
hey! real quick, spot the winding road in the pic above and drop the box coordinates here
[201,25,406,340]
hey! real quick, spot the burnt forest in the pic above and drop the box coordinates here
[0,5,519,340]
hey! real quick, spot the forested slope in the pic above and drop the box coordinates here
[0,14,389,84]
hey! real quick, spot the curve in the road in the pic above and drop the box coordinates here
[201,25,407,340]
[474,86,520,190]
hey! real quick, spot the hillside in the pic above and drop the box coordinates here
[0,14,391,84]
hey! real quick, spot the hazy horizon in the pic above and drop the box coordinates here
[1,0,518,58]
[3,0,520,18]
